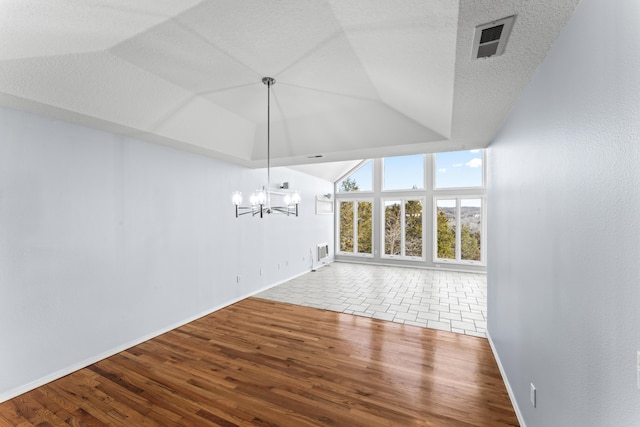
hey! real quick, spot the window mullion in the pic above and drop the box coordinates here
[400,199,406,257]
[353,201,358,253]
[455,198,461,261]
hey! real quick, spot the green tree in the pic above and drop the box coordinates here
[357,201,372,254]
[339,201,354,252]
[339,177,359,192]
[384,203,401,255]
[437,210,455,259]
[461,225,481,261]
[405,200,422,257]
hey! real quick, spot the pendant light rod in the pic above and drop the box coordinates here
[262,77,275,191]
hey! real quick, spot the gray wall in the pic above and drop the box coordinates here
[487,0,640,425]
[0,107,333,401]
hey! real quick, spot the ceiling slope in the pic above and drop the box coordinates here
[0,0,580,179]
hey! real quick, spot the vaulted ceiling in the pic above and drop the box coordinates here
[0,0,579,180]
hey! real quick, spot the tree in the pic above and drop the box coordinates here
[339,177,359,192]
[357,201,372,254]
[339,201,354,252]
[339,199,372,254]
[384,203,401,255]
[461,225,481,261]
[404,200,422,257]
[437,210,455,259]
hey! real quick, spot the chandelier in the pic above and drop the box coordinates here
[232,77,301,218]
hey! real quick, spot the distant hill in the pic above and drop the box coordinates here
[438,206,481,233]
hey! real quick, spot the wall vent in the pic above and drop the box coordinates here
[472,15,515,59]
[317,243,329,262]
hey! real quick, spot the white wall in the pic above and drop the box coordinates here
[487,0,640,425]
[0,107,333,402]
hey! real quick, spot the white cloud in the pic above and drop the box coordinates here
[438,168,447,173]
[465,158,482,168]
[470,149,481,153]
[452,163,463,167]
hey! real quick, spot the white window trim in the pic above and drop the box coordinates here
[380,197,426,261]
[336,198,374,257]
[432,195,486,266]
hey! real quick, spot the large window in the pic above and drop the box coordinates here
[434,197,483,264]
[383,199,424,259]
[335,150,486,268]
[338,200,373,255]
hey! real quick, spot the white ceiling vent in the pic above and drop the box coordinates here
[472,15,515,59]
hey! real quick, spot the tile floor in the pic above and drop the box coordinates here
[255,262,487,338]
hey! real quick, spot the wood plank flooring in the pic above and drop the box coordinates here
[0,298,518,426]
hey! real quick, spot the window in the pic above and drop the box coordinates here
[338,200,372,255]
[334,150,486,268]
[337,160,373,192]
[383,154,424,190]
[434,197,484,264]
[434,150,484,188]
[383,198,424,259]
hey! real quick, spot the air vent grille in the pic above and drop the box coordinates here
[480,25,504,44]
[472,16,515,59]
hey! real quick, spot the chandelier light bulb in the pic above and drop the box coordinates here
[291,191,301,205]
[231,191,242,206]
[256,189,266,205]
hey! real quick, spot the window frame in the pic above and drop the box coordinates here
[432,195,486,266]
[336,198,374,257]
[380,196,426,261]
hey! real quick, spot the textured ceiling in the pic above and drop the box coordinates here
[0,0,580,179]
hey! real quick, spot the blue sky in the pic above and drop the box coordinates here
[339,150,483,191]
[384,154,424,190]
[345,159,373,191]
[434,150,483,188]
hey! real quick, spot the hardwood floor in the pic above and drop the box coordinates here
[0,298,518,426]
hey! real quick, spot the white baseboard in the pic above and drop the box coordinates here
[0,266,335,404]
[487,331,526,427]
[0,294,252,403]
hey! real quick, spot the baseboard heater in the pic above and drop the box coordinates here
[317,243,329,262]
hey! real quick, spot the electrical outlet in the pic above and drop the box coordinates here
[236,275,241,283]
[530,383,536,407]
[259,269,263,276]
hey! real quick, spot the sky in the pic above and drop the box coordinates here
[339,150,484,191]
[383,154,424,190]
[343,159,373,191]
[434,150,483,188]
